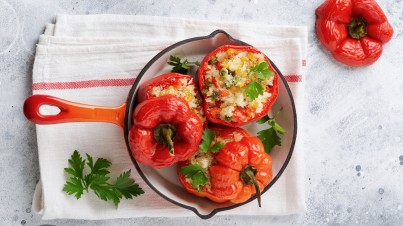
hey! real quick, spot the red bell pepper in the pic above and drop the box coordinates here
[129,95,203,168]
[177,126,272,206]
[197,45,278,127]
[138,72,206,126]
[316,0,393,67]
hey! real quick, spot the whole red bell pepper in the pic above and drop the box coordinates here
[129,95,203,168]
[316,0,393,67]
[197,45,278,127]
[177,126,272,206]
[138,72,206,126]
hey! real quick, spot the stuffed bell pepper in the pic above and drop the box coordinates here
[138,72,206,126]
[129,95,203,168]
[177,126,272,206]
[197,45,278,127]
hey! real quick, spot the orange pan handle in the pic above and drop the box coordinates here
[23,94,126,128]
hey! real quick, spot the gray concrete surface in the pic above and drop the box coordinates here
[1,0,402,225]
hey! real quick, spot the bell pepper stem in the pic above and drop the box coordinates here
[153,123,176,155]
[240,165,261,207]
[348,18,367,39]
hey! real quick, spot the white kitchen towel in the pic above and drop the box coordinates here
[31,15,307,220]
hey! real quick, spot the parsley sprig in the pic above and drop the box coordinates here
[199,128,224,153]
[63,150,144,207]
[250,62,274,81]
[256,107,286,153]
[245,62,274,101]
[167,55,200,74]
[180,164,208,191]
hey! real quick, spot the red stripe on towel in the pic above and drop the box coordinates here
[284,75,302,83]
[32,74,302,90]
[32,78,136,90]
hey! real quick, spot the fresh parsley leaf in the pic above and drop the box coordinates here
[63,177,85,199]
[245,80,264,101]
[90,177,119,205]
[90,169,145,207]
[256,62,269,71]
[257,128,282,153]
[191,171,208,192]
[198,128,224,153]
[180,164,208,191]
[65,150,85,179]
[167,55,200,74]
[113,170,144,200]
[258,69,274,81]
[199,128,215,153]
[250,62,274,81]
[210,142,225,153]
[256,107,286,153]
[63,151,144,207]
[86,153,111,176]
[167,55,182,67]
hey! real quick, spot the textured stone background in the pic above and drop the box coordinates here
[0,0,402,225]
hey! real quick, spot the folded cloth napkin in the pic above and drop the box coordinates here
[32,15,307,220]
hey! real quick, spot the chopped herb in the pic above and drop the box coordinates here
[233,76,240,85]
[63,151,144,207]
[224,80,232,88]
[224,115,232,121]
[245,80,264,101]
[209,56,218,65]
[167,55,200,74]
[211,90,220,101]
[220,68,228,77]
[180,164,208,191]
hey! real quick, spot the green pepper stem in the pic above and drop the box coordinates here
[348,18,367,39]
[240,165,261,207]
[153,123,176,155]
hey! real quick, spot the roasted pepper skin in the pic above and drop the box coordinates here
[129,95,203,168]
[197,45,278,127]
[177,126,272,205]
[316,0,393,67]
